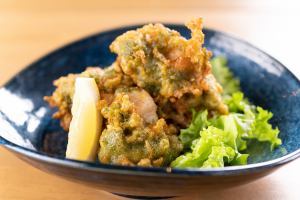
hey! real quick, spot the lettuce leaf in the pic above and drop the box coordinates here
[171,57,281,168]
[248,107,281,149]
[172,127,237,168]
[172,96,280,168]
[179,110,208,150]
[172,125,248,168]
[211,56,240,95]
[202,146,236,168]
[226,92,281,150]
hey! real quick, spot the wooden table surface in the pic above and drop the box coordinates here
[0,0,299,199]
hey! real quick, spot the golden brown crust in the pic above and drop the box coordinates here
[44,74,77,131]
[45,18,228,167]
[44,63,134,131]
[98,89,183,167]
[110,18,227,127]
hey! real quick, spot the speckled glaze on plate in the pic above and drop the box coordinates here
[0,24,300,198]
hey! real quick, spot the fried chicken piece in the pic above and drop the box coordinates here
[126,88,158,124]
[99,88,182,167]
[44,62,134,131]
[110,18,228,127]
[44,73,76,131]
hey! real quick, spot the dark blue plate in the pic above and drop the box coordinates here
[1,24,300,198]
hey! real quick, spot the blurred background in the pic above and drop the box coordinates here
[0,0,299,199]
[0,0,299,83]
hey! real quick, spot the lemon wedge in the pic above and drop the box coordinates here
[66,77,102,161]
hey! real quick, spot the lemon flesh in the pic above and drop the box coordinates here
[66,77,102,161]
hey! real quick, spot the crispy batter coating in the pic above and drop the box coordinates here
[99,88,182,167]
[44,73,76,131]
[110,18,227,126]
[45,18,228,167]
[44,62,133,130]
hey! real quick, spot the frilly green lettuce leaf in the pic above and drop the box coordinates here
[172,125,248,168]
[179,110,209,150]
[172,56,281,168]
[249,107,281,150]
[211,56,240,95]
[202,146,235,168]
[226,92,282,150]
